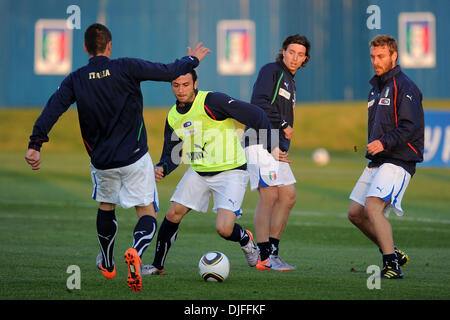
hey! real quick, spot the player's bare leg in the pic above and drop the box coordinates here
[349,199,409,274]
[348,200,380,246]
[254,186,278,244]
[217,208,257,267]
[99,202,115,211]
[166,202,190,223]
[268,184,296,271]
[269,184,296,240]
[136,203,157,219]
[365,196,403,278]
[364,197,394,254]
[216,208,237,238]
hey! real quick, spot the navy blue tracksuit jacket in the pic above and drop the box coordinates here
[366,65,424,176]
[245,61,297,152]
[28,55,199,170]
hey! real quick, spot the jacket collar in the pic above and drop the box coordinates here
[370,65,401,88]
[89,55,110,64]
[277,61,295,79]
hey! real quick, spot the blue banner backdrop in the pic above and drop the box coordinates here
[421,110,450,167]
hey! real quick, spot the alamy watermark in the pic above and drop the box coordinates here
[66,5,81,30]
[366,5,381,30]
[366,265,381,289]
[66,265,81,290]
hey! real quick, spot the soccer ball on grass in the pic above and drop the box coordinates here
[198,251,230,282]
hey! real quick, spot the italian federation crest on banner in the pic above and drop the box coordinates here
[34,19,73,75]
[217,20,255,75]
[398,12,436,69]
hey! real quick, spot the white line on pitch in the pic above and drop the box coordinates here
[1,199,450,227]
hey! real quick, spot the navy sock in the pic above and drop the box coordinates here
[152,217,179,270]
[257,242,271,261]
[96,208,117,271]
[132,215,157,258]
[222,224,249,246]
[269,237,280,255]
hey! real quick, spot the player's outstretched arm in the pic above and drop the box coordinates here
[25,148,41,170]
[125,44,209,82]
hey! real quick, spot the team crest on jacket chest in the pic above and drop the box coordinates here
[379,98,391,106]
[378,86,391,105]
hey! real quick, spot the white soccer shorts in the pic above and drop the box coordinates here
[349,163,411,216]
[90,153,159,210]
[170,168,249,216]
[245,144,296,191]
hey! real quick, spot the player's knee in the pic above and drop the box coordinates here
[216,225,232,238]
[348,207,364,225]
[347,207,367,225]
[259,188,278,206]
[348,201,365,225]
[277,188,296,210]
[166,205,184,223]
[285,193,296,209]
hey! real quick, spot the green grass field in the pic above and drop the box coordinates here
[0,105,449,303]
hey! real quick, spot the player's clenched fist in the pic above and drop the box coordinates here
[25,148,41,170]
[367,139,384,156]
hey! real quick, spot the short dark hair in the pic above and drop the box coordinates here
[84,23,112,56]
[276,34,311,68]
[173,69,197,83]
[189,69,198,83]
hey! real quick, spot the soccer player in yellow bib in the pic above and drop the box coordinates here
[142,70,285,275]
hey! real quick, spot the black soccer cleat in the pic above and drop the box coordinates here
[381,266,403,279]
[395,248,409,267]
[379,247,410,267]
